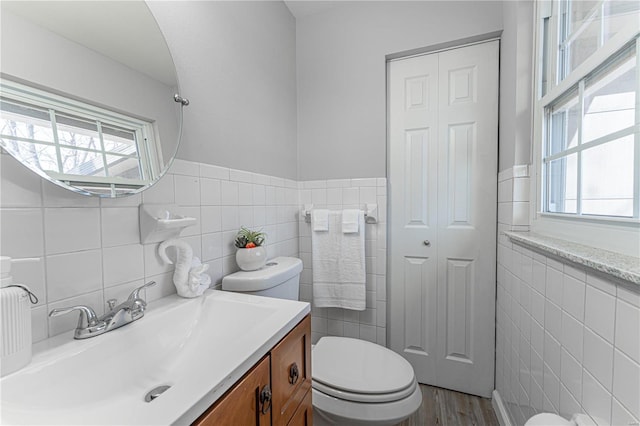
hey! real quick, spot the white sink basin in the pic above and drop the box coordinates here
[0,290,310,425]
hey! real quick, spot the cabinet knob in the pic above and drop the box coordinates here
[423,240,431,247]
[259,384,272,415]
[289,362,300,385]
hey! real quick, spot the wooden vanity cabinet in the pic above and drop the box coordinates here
[193,315,312,426]
[193,355,272,426]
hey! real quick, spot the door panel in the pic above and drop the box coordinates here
[389,40,498,398]
[389,53,439,385]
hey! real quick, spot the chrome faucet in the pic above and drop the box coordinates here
[49,281,156,339]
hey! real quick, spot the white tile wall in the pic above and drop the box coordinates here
[298,178,387,346]
[498,167,531,231]
[0,153,299,341]
[496,227,640,426]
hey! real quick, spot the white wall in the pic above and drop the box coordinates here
[499,0,534,172]
[296,1,503,180]
[496,167,640,426]
[148,1,298,180]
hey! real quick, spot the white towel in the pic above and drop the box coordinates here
[312,211,366,311]
[312,209,329,231]
[342,209,361,233]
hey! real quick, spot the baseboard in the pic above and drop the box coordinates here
[492,390,513,426]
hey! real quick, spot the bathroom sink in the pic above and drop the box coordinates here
[0,290,310,425]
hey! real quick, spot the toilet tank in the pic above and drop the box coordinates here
[221,257,303,301]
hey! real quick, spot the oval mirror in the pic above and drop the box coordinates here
[0,1,186,197]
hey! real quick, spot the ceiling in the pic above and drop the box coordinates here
[284,1,344,19]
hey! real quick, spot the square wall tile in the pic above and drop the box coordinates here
[561,311,584,361]
[612,397,640,426]
[11,260,46,306]
[201,206,222,234]
[513,177,530,202]
[200,178,221,205]
[202,232,223,261]
[220,181,239,205]
[613,349,640,419]
[585,285,616,343]
[560,349,582,401]
[238,183,253,206]
[615,300,640,363]
[562,274,585,322]
[546,266,563,305]
[582,370,612,425]
[102,244,144,288]
[0,208,44,257]
[583,327,614,390]
[44,208,101,255]
[31,306,48,343]
[174,175,200,206]
[46,249,103,302]
[141,175,175,204]
[101,207,140,248]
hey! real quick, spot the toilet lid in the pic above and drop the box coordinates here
[312,337,416,402]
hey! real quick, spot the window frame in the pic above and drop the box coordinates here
[531,0,640,256]
[0,78,161,195]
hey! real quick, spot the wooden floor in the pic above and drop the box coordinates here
[397,384,499,426]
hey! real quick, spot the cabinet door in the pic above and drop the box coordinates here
[194,355,272,426]
[271,315,312,426]
[286,390,312,426]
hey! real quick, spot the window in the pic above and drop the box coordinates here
[536,0,639,221]
[544,45,637,217]
[0,79,159,195]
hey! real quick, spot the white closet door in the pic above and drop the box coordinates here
[388,53,440,386]
[388,40,498,398]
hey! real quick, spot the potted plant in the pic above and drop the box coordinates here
[234,227,267,271]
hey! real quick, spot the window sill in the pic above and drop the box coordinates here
[504,231,640,286]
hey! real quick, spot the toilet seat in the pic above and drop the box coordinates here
[312,378,418,403]
[312,336,418,403]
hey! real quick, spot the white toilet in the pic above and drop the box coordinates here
[222,256,422,426]
[525,413,597,426]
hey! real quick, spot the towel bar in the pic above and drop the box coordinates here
[303,204,377,224]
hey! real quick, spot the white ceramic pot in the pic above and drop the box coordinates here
[235,246,267,271]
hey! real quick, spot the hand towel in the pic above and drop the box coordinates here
[312,209,329,231]
[342,209,361,233]
[312,211,366,311]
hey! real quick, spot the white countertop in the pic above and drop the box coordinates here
[505,231,640,286]
[0,290,310,425]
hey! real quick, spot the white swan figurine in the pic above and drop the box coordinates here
[158,238,210,298]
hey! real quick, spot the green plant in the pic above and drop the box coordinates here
[234,226,266,248]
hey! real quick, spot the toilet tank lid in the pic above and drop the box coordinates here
[222,257,303,292]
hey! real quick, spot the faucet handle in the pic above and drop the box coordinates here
[127,281,156,303]
[49,305,99,327]
[107,299,118,311]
